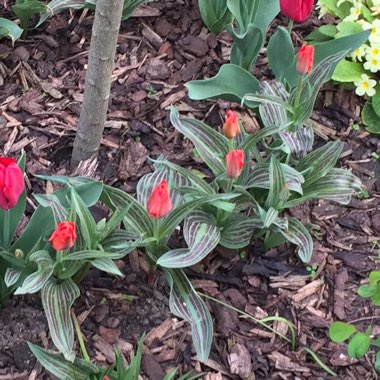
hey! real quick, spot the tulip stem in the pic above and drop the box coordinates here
[287,19,294,35]
[2,210,10,249]
[292,75,304,129]
[71,310,91,363]
[226,179,234,193]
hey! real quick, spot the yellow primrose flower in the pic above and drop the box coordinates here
[371,0,380,15]
[352,45,367,61]
[364,57,380,72]
[354,74,376,97]
[366,46,380,60]
[345,4,362,21]
[362,20,380,44]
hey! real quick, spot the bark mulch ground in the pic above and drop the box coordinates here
[1,1,380,379]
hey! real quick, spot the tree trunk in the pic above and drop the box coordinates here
[71,0,124,165]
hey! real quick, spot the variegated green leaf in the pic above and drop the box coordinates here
[219,214,261,249]
[41,278,80,361]
[279,126,314,158]
[293,51,349,123]
[91,257,123,276]
[4,268,22,287]
[15,251,54,295]
[34,193,67,225]
[302,168,361,204]
[242,162,304,195]
[153,159,215,195]
[28,343,99,380]
[278,217,313,263]
[170,106,229,176]
[263,207,279,229]
[159,194,237,243]
[297,140,343,185]
[101,185,153,236]
[157,212,220,268]
[164,268,213,362]
[243,81,291,129]
[137,164,189,211]
[266,156,288,208]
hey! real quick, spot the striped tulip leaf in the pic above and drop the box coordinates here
[137,163,189,211]
[170,106,229,176]
[152,158,215,196]
[164,268,213,362]
[278,217,313,263]
[157,212,220,268]
[159,193,237,243]
[302,168,361,205]
[34,193,67,225]
[91,257,123,276]
[4,268,22,288]
[279,126,314,159]
[296,140,344,186]
[243,81,291,129]
[14,250,54,295]
[101,185,153,237]
[243,162,304,195]
[28,343,98,380]
[219,214,261,249]
[41,278,80,361]
[266,155,288,209]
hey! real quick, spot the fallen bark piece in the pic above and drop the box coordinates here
[268,351,310,373]
[228,343,253,379]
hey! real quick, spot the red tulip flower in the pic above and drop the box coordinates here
[0,157,24,210]
[49,221,77,251]
[147,180,172,219]
[223,110,240,139]
[103,377,110,380]
[297,45,314,75]
[226,150,245,179]
[280,0,314,23]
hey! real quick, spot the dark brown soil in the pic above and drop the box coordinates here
[1,0,380,379]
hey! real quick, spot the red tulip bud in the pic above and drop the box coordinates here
[280,0,314,23]
[223,110,240,139]
[49,221,77,251]
[226,150,245,179]
[297,45,314,75]
[147,180,172,219]
[0,157,25,211]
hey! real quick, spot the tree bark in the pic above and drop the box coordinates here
[71,0,124,165]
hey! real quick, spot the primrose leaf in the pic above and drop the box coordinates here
[347,332,371,358]
[329,321,357,343]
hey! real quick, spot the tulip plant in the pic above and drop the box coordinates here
[0,160,132,361]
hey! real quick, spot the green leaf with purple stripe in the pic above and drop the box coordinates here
[170,106,229,176]
[164,268,213,362]
[28,343,99,380]
[220,214,261,249]
[278,217,313,263]
[158,212,220,268]
[41,278,80,361]
[101,185,153,237]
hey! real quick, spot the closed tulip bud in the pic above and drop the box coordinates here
[49,221,77,251]
[280,0,314,23]
[103,377,110,380]
[226,150,245,178]
[147,180,172,219]
[223,110,240,139]
[0,157,24,211]
[297,45,314,75]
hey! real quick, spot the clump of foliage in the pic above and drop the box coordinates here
[311,0,380,133]
[329,271,380,372]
